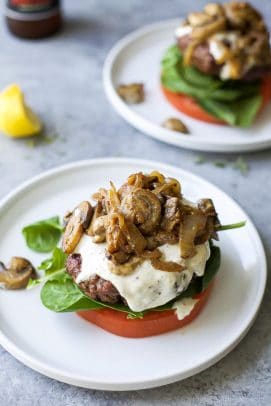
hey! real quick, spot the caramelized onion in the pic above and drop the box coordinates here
[140,249,162,260]
[153,177,181,197]
[106,213,128,254]
[151,258,185,273]
[86,202,106,241]
[179,212,207,258]
[122,220,147,255]
[191,16,226,41]
[223,2,263,30]
[86,170,221,273]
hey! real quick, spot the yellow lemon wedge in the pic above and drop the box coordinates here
[0,84,42,138]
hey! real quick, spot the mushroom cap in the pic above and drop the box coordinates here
[0,257,36,289]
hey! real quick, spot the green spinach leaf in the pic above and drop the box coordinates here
[39,247,67,274]
[216,221,246,231]
[22,216,63,253]
[27,247,67,289]
[161,45,262,127]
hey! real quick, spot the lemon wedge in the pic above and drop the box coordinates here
[0,84,42,137]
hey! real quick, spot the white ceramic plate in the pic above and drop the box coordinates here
[103,20,271,152]
[0,158,266,390]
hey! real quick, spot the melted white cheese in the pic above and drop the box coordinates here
[75,235,210,312]
[172,297,199,320]
[175,24,192,38]
[208,32,239,80]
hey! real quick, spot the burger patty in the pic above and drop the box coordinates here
[178,35,271,81]
[66,253,121,304]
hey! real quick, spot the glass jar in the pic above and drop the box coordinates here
[5,0,62,39]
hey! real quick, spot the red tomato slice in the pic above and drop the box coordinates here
[76,282,213,338]
[162,74,271,125]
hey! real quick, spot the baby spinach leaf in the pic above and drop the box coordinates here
[202,245,221,290]
[197,98,237,125]
[234,95,262,127]
[41,278,91,312]
[216,221,246,231]
[233,157,249,176]
[161,45,261,126]
[39,247,67,274]
[27,248,67,289]
[22,216,63,253]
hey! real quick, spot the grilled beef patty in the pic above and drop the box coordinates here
[178,34,271,81]
[66,253,121,304]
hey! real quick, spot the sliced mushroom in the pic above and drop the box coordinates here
[197,198,217,215]
[162,118,189,134]
[0,257,36,289]
[63,201,93,254]
[63,211,72,228]
[117,83,145,104]
[121,188,161,235]
[204,3,224,17]
[188,11,213,27]
[91,216,108,243]
[191,16,226,41]
[196,198,220,242]
[153,177,181,198]
[86,202,106,242]
[161,197,181,232]
[223,2,262,30]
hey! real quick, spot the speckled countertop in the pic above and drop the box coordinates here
[0,0,270,404]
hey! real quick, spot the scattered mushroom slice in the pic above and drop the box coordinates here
[63,201,93,254]
[0,257,36,289]
[162,118,190,134]
[188,11,213,27]
[117,83,145,104]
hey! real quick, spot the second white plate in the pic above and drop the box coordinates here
[103,20,271,152]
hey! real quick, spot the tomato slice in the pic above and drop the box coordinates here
[162,74,271,125]
[259,74,271,112]
[76,283,213,338]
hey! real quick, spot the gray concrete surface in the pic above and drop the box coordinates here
[0,1,270,405]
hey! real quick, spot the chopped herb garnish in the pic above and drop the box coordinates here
[25,139,36,148]
[195,155,207,164]
[233,157,249,176]
[213,160,227,168]
[41,134,58,144]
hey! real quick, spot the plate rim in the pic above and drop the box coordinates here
[103,19,271,153]
[0,157,267,390]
